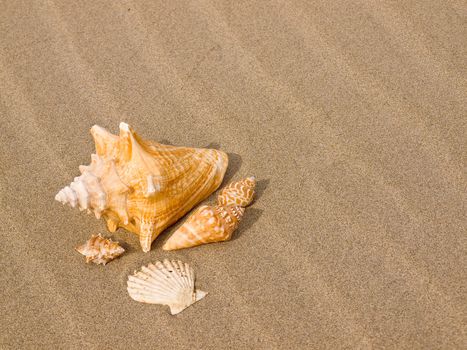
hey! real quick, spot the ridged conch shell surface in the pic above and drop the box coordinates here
[76,234,125,265]
[217,176,256,207]
[56,122,228,252]
[163,205,245,250]
[127,260,206,315]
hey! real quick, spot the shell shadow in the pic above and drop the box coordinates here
[232,207,264,241]
[253,178,270,203]
[223,152,243,184]
[151,222,181,250]
[205,142,220,150]
[159,139,174,146]
[114,237,133,254]
[108,231,138,254]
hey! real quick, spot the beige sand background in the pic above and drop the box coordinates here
[1,1,466,349]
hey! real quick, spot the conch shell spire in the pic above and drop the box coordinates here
[56,122,228,252]
[118,122,133,162]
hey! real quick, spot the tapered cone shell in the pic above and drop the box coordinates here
[56,122,228,252]
[217,176,256,207]
[127,260,207,315]
[76,234,125,265]
[163,205,245,250]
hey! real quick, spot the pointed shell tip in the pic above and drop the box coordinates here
[119,122,130,131]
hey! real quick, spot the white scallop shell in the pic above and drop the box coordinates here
[127,260,207,315]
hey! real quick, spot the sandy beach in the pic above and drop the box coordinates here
[1,1,466,349]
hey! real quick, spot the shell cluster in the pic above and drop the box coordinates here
[56,122,259,314]
[127,260,206,315]
[76,234,125,265]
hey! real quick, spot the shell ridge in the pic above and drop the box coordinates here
[162,260,187,291]
[136,268,175,289]
[151,262,186,290]
[140,267,180,291]
[176,260,192,289]
[127,280,175,297]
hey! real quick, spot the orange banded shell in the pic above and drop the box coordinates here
[162,205,244,250]
[56,122,228,252]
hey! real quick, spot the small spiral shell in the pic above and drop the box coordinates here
[75,234,125,265]
[217,176,256,207]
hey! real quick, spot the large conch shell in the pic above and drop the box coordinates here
[127,260,207,315]
[217,176,256,207]
[162,205,245,250]
[55,122,228,252]
[76,234,125,265]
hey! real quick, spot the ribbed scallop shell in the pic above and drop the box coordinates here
[127,260,206,315]
[163,205,245,250]
[217,176,256,207]
[75,234,125,265]
[56,122,228,252]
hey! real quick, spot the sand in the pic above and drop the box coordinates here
[1,1,466,349]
